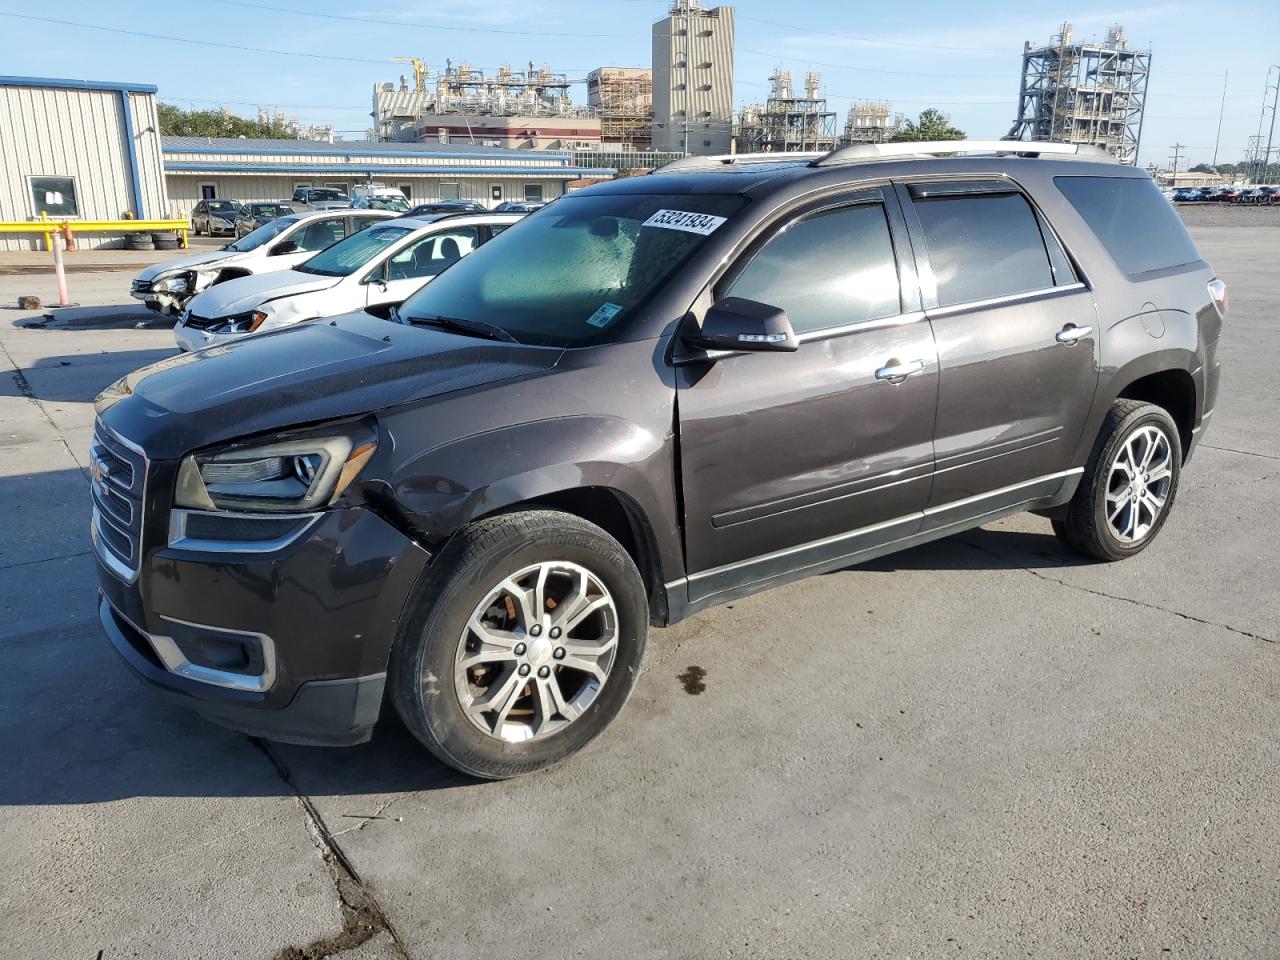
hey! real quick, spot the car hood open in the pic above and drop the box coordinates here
[186,270,340,318]
[135,249,236,283]
[95,310,564,458]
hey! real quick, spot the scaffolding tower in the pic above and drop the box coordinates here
[737,70,838,153]
[587,68,653,148]
[1007,23,1150,165]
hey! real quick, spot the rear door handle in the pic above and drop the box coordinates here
[874,358,927,382]
[1055,324,1093,344]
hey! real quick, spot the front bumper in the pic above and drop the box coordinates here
[97,504,431,746]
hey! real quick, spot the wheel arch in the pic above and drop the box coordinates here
[1114,366,1198,459]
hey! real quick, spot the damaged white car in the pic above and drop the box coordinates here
[129,209,395,316]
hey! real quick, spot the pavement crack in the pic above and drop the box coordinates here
[958,537,1276,646]
[331,797,408,838]
[0,337,90,477]
[250,738,412,960]
[1199,442,1280,462]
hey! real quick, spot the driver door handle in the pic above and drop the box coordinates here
[875,358,927,382]
[1055,324,1093,344]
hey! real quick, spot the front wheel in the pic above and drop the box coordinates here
[390,510,649,779]
[1053,399,1182,561]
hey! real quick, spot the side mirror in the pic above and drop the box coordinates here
[683,297,799,353]
[270,240,299,256]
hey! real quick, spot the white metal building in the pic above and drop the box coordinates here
[0,75,169,251]
[162,137,612,214]
[651,1,736,156]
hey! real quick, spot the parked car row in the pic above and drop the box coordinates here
[133,210,397,315]
[174,212,521,351]
[1173,185,1280,203]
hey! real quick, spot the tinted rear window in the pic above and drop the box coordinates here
[1055,176,1201,277]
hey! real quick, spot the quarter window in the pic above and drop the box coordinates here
[911,192,1055,307]
[1055,175,1200,278]
[724,203,901,336]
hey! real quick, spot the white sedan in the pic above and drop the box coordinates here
[131,209,395,316]
[174,213,522,352]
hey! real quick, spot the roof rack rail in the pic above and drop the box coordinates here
[655,151,828,173]
[812,139,1115,167]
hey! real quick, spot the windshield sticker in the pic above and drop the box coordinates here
[586,302,624,328]
[641,209,727,236]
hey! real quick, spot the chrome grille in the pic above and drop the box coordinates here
[183,312,217,330]
[131,278,153,294]
[91,423,147,582]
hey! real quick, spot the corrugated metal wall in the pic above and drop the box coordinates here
[166,175,566,216]
[0,83,169,251]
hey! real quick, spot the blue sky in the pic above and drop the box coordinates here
[1,0,1274,167]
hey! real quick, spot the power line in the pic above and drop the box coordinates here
[737,46,1008,80]
[736,14,1006,53]
[0,12,391,63]
[208,0,633,38]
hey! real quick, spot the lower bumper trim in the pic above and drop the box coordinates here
[195,674,386,747]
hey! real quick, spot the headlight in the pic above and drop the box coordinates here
[214,310,269,334]
[152,274,190,294]
[175,421,378,513]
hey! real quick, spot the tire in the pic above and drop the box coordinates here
[192,220,202,236]
[126,234,154,251]
[390,510,649,779]
[1052,399,1182,562]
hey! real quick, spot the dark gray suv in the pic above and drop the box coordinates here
[92,141,1224,779]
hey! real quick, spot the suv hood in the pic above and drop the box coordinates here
[136,249,235,282]
[187,270,339,318]
[96,311,563,459]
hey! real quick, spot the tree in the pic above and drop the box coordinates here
[158,103,299,139]
[890,108,965,142]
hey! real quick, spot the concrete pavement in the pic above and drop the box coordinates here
[1,207,1276,958]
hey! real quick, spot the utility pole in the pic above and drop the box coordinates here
[1262,65,1280,184]
[1169,142,1184,181]
[1212,71,1227,168]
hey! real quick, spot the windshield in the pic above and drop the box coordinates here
[248,203,291,217]
[366,196,410,211]
[296,225,413,277]
[226,216,297,252]
[309,188,346,201]
[399,192,746,347]
[207,200,239,213]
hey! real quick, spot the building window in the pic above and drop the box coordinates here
[200,184,217,200]
[29,176,79,217]
[524,184,544,202]
[398,183,413,200]
[439,182,461,200]
[323,181,348,192]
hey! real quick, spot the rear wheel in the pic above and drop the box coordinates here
[1053,399,1181,561]
[390,510,648,779]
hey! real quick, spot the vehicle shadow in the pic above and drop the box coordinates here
[0,349,177,403]
[841,524,1097,574]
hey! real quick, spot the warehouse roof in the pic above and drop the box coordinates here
[0,74,157,94]
[161,136,574,164]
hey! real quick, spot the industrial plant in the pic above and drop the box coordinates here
[372,58,600,150]
[737,70,838,153]
[1007,23,1151,164]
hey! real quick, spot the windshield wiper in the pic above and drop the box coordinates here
[402,314,520,343]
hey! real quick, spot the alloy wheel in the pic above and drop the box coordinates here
[1105,423,1174,543]
[453,561,618,743]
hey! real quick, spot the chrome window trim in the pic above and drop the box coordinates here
[794,309,928,344]
[167,508,323,554]
[684,467,1083,586]
[926,281,1087,319]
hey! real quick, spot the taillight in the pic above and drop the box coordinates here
[1208,278,1228,318]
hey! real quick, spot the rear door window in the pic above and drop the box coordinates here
[723,202,902,335]
[1055,175,1201,278]
[909,191,1055,308]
